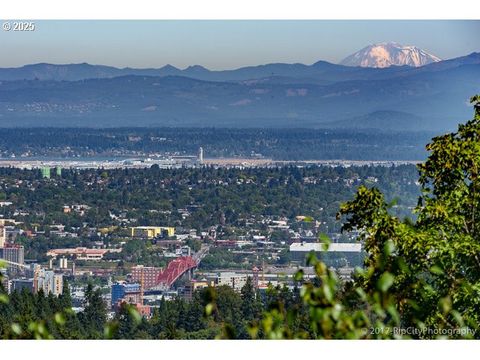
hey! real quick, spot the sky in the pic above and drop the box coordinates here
[0,20,479,70]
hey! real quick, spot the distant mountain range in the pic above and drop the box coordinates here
[0,50,478,130]
[340,42,441,68]
[0,59,398,82]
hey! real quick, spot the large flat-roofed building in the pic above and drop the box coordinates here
[46,247,121,260]
[216,272,249,292]
[131,265,163,290]
[12,279,34,293]
[130,226,175,239]
[289,242,364,267]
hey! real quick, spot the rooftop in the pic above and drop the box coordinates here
[289,242,362,252]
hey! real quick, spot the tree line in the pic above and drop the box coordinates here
[0,127,432,160]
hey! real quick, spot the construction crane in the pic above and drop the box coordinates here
[262,259,265,283]
[140,266,144,303]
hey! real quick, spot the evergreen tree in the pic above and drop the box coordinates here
[58,280,73,310]
[112,303,141,339]
[240,277,262,322]
[79,283,107,338]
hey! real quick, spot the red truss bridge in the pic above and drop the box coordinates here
[153,245,210,290]
[154,256,198,289]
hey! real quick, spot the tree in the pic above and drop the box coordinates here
[79,283,107,338]
[58,280,72,310]
[336,95,480,338]
[255,95,480,339]
[184,292,207,332]
[240,277,262,322]
[110,303,143,339]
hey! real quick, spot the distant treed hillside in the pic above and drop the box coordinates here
[0,53,478,130]
[0,128,433,160]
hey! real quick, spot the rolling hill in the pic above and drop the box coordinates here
[0,52,478,130]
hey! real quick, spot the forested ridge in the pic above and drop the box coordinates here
[0,127,431,160]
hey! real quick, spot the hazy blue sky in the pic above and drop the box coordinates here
[1,20,479,69]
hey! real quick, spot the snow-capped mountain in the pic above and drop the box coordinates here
[340,42,442,68]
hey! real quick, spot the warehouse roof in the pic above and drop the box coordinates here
[289,242,362,252]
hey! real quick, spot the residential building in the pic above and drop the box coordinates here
[35,268,63,296]
[131,265,162,290]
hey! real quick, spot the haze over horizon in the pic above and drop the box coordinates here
[0,20,479,70]
[0,20,479,132]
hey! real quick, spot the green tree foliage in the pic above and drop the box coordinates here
[106,303,147,339]
[241,277,262,323]
[78,283,108,338]
[0,281,80,339]
[255,95,480,339]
